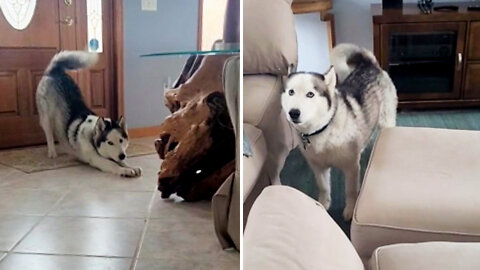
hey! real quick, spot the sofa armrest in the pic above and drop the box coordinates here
[244,186,364,270]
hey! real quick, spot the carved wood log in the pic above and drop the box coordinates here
[155,55,235,201]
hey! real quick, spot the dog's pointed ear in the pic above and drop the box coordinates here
[324,66,336,94]
[282,64,295,92]
[118,116,127,131]
[96,117,106,133]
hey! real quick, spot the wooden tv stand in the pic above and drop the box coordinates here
[372,2,480,109]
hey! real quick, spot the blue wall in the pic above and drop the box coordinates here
[123,0,199,128]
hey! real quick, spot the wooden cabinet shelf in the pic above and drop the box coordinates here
[372,2,480,109]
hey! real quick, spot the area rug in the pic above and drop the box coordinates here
[0,137,157,173]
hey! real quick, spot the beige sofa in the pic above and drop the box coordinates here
[212,56,240,250]
[352,127,480,262]
[245,185,480,270]
[243,0,298,223]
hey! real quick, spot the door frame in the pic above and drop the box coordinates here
[113,0,124,118]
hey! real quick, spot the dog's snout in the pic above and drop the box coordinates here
[119,154,126,160]
[289,109,301,120]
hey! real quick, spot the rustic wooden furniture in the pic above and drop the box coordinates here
[372,2,480,109]
[147,0,239,201]
[292,0,335,51]
[154,54,236,201]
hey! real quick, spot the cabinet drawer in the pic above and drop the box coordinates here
[468,22,480,60]
[464,64,480,99]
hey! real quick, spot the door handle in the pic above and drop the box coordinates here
[60,16,74,27]
[457,53,463,71]
[64,0,73,6]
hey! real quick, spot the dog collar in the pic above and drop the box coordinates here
[299,95,338,149]
[300,122,330,147]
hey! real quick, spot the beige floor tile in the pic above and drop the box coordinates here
[15,217,144,257]
[139,218,224,261]
[72,171,158,192]
[128,154,161,170]
[0,165,27,188]
[135,251,239,270]
[149,195,212,222]
[1,167,84,191]
[0,254,131,270]
[0,189,64,216]
[0,164,24,178]
[50,190,153,218]
[69,157,159,192]
[1,155,160,192]
[0,145,227,267]
[0,216,39,252]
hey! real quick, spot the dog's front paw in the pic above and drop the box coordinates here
[119,167,142,177]
[132,167,142,177]
[343,202,355,221]
[48,149,57,159]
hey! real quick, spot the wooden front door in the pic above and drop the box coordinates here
[0,0,116,149]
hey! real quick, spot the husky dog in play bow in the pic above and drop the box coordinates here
[36,51,142,177]
[281,43,397,220]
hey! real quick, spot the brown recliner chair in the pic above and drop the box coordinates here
[243,0,299,223]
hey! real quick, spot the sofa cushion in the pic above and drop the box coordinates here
[243,0,297,75]
[245,186,364,270]
[243,75,283,126]
[243,75,297,183]
[243,124,267,201]
[352,127,480,261]
[370,242,480,270]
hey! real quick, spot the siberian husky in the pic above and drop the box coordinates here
[36,51,142,177]
[281,43,397,220]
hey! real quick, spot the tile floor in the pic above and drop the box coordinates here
[0,152,239,270]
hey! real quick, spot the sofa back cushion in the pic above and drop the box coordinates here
[243,0,298,75]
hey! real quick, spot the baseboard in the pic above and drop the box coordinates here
[128,125,161,138]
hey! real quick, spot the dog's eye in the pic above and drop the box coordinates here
[306,92,315,98]
[108,141,114,146]
[119,139,123,143]
[288,89,295,96]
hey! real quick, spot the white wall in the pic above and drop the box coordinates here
[294,13,331,73]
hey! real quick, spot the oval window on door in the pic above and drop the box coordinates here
[0,0,37,30]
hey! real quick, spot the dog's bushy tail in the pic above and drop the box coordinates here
[331,43,379,83]
[45,51,98,75]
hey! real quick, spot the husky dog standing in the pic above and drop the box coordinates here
[36,51,142,177]
[281,43,397,220]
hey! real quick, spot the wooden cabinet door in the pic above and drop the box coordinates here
[380,22,466,101]
[464,22,480,99]
[0,0,115,149]
[468,21,480,60]
[464,64,480,99]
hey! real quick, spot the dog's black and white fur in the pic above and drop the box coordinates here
[36,51,142,177]
[281,43,397,220]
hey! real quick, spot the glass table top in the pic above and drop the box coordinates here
[140,48,240,58]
